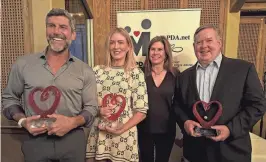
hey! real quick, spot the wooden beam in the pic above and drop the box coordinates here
[224,0,241,59]
[242,2,266,11]
[230,0,246,12]
[51,0,65,9]
[23,0,34,54]
[81,0,93,19]
[141,0,148,10]
[92,0,110,65]
[246,0,266,2]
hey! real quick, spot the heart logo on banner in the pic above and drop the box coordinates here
[133,31,140,37]
[102,93,126,121]
[192,100,222,128]
[28,86,61,118]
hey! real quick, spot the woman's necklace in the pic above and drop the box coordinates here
[152,68,165,76]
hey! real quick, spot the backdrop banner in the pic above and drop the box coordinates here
[117,9,201,72]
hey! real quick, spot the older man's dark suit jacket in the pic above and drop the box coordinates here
[173,55,266,162]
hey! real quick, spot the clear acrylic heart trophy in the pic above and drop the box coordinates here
[98,93,126,129]
[28,86,61,128]
[192,100,223,136]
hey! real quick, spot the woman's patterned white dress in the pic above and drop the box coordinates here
[86,65,148,162]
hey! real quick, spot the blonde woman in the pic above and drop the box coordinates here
[86,28,148,162]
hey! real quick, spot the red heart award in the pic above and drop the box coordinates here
[28,86,61,128]
[192,101,222,136]
[99,93,126,129]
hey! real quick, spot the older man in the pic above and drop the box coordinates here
[173,24,266,162]
[2,8,98,162]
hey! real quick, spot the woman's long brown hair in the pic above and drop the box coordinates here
[144,35,178,77]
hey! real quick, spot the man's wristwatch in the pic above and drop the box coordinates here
[18,118,26,128]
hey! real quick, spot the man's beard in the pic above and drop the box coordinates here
[47,34,72,53]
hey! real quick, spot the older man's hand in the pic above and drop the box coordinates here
[184,120,202,137]
[208,125,230,142]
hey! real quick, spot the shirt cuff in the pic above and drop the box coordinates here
[79,110,94,128]
[3,105,24,120]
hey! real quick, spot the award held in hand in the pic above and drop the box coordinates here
[98,93,126,129]
[28,86,61,128]
[192,101,223,136]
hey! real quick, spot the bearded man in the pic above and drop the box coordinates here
[2,8,98,162]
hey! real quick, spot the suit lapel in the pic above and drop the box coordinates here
[190,64,201,101]
[210,56,228,101]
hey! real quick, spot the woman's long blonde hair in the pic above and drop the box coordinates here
[104,27,136,74]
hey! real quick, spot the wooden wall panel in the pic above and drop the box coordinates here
[188,0,222,25]
[264,25,266,75]
[110,0,142,30]
[264,46,266,74]
[65,0,85,24]
[238,17,266,138]
[264,40,266,138]
[0,0,2,94]
[1,0,25,92]
[238,17,265,78]
[147,0,181,9]
[238,22,259,65]
[66,0,83,13]
[188,0,226,39]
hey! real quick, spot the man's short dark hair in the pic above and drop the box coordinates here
[46,8,75,32]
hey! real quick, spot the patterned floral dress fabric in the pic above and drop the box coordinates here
[86,65,148,162]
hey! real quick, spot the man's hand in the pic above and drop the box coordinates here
[22,115,48,136]
[47,114,77,136]
[184,120,202,137]
[208,125,230,142]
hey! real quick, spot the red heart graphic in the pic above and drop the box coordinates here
[192,101,222,128]
[133,31,140,37]
[102,93,126,121]
[28,86,61,118]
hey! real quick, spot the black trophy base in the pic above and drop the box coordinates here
[194,126,218,136]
